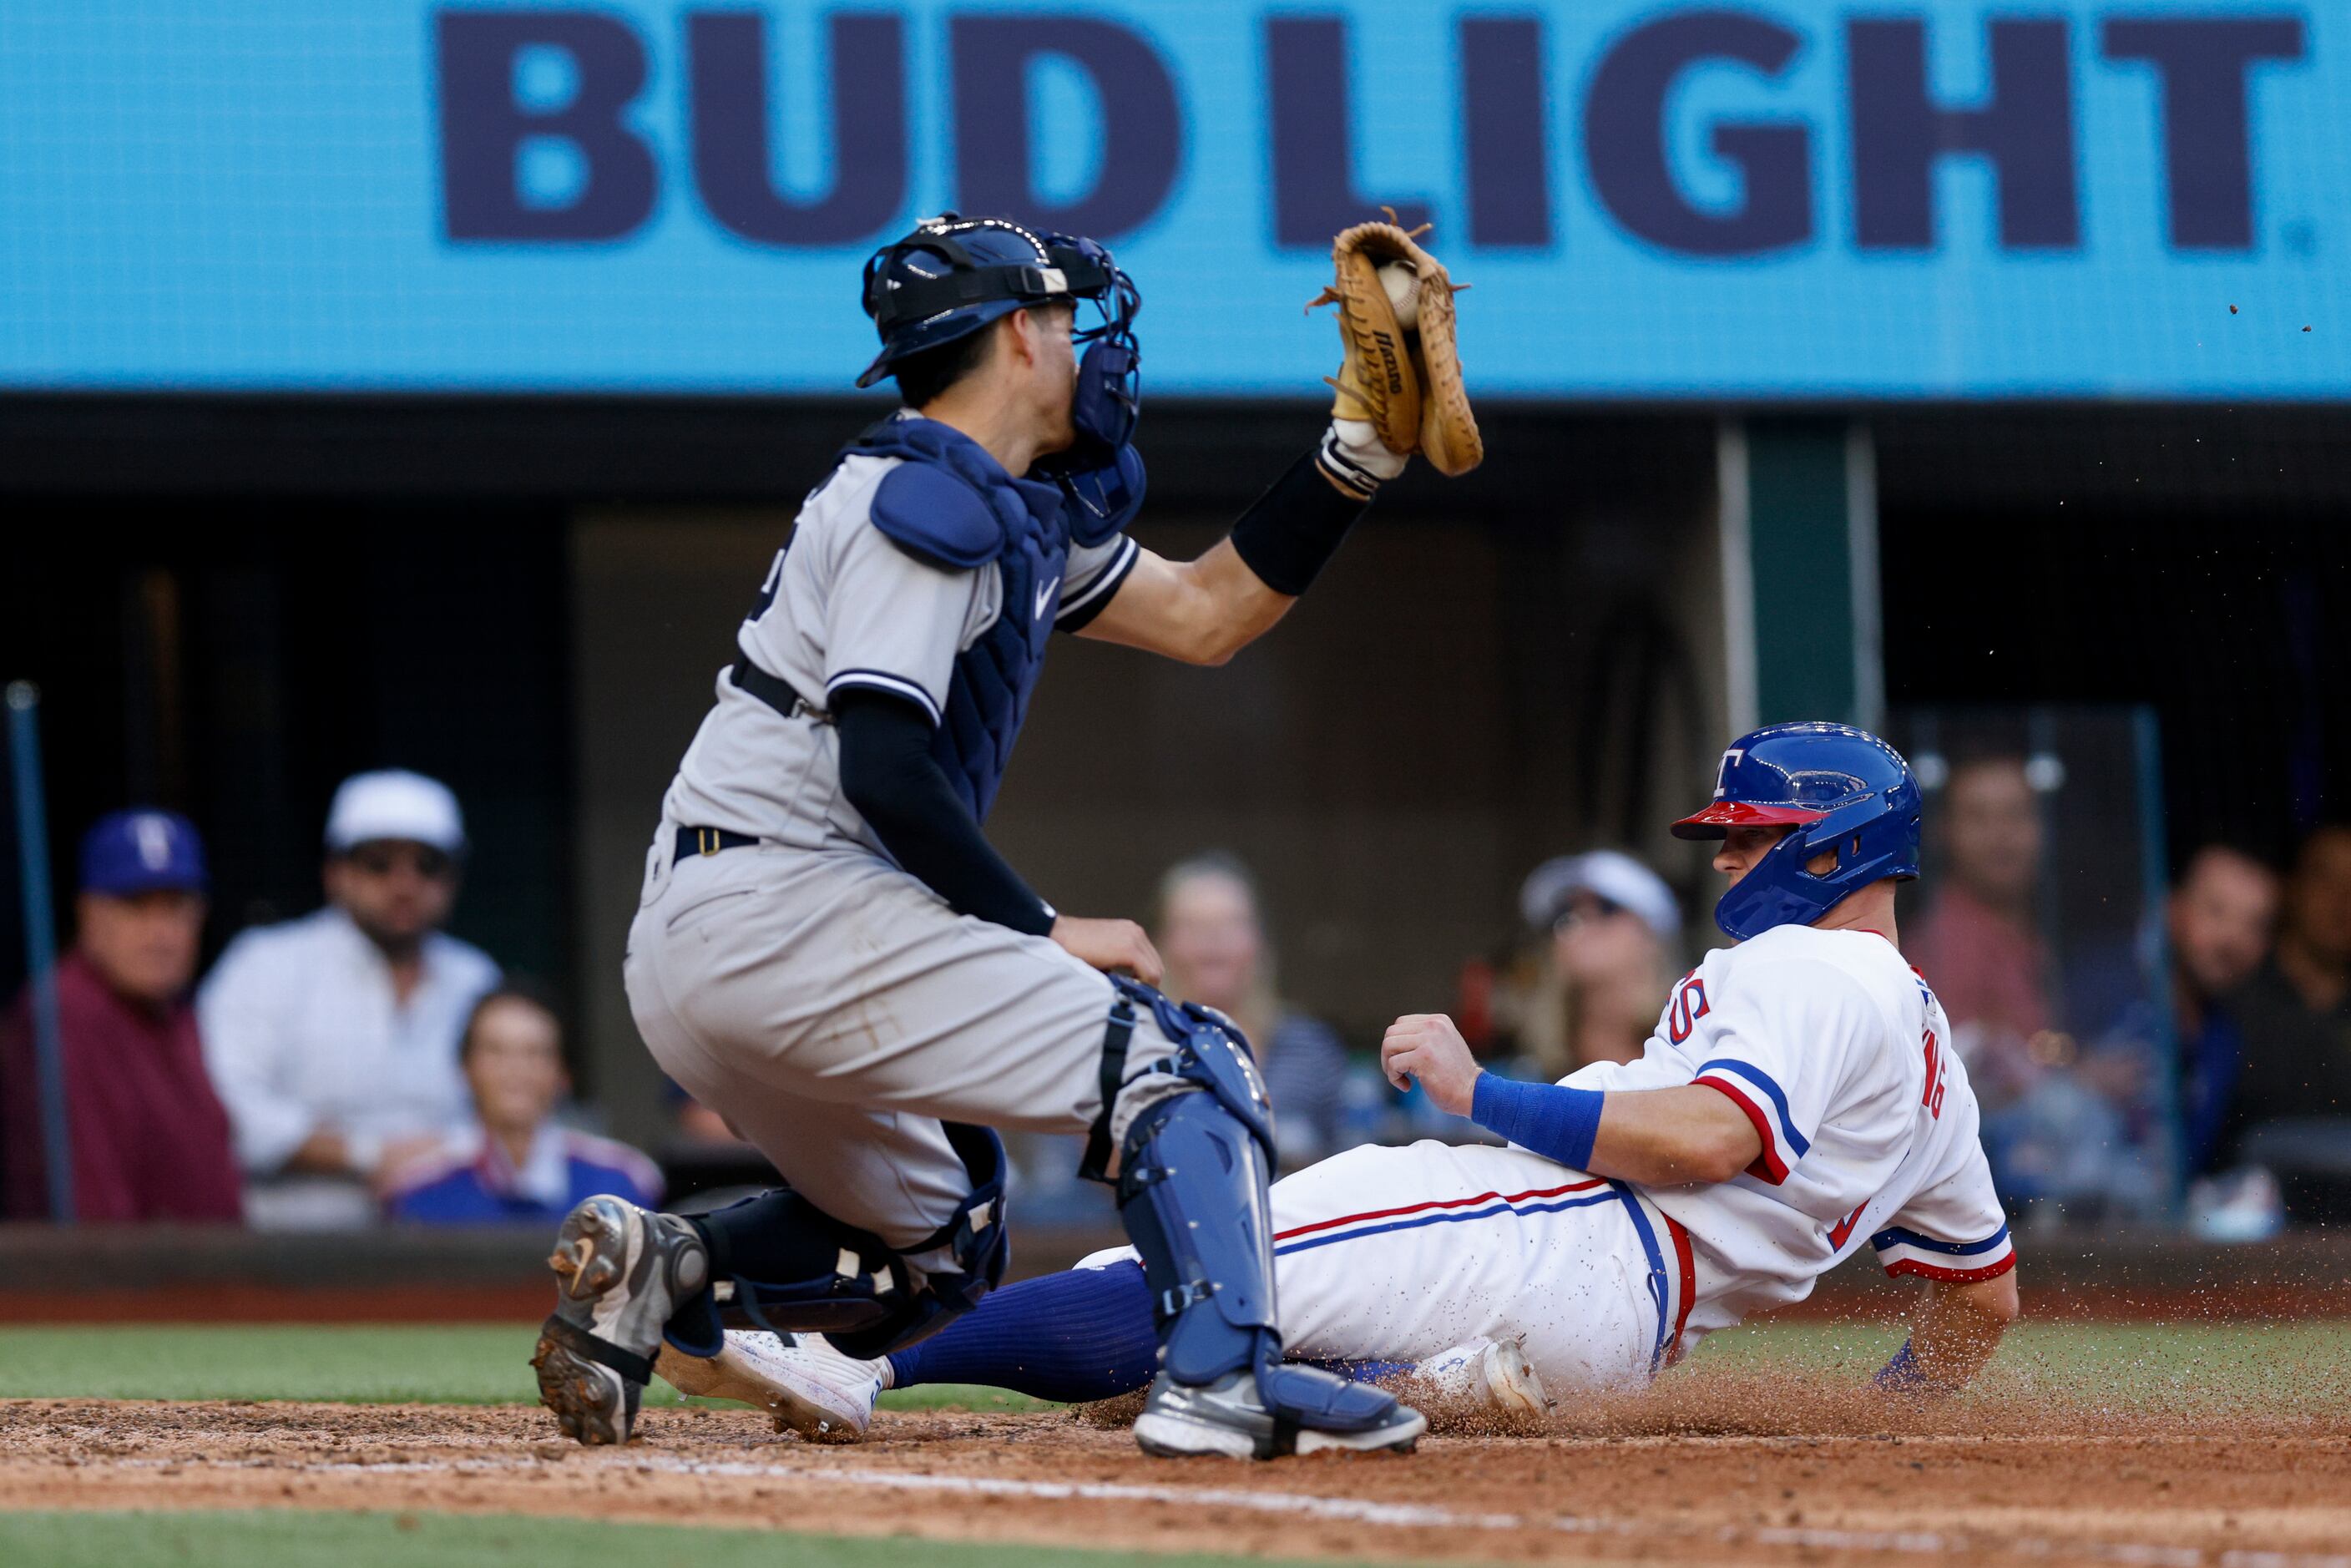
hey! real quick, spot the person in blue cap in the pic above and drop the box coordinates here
[1,810,242,1222]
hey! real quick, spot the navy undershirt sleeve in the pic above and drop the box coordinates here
[832,688,1055,938]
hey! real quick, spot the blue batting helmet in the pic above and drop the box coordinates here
[1671,722,1922,941]
[857,214,1141,468]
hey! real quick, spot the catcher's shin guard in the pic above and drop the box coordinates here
[1109,983,1423,1456]
[1116,1080,1278,1386]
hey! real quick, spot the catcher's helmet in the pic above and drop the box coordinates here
[857,213,1140,467]
[1671,721,1922,942]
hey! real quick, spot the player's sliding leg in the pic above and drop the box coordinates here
[880,1256,1159,1403]
[1259,1140,1665,1399]
[689,1258,1544,1439]
[655,1332,882,1442]
[675,1139,1573,1436]
[649,1269,1151,1443]
[655,1261,1160,1441]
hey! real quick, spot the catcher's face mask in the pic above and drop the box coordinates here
[858,216,1142,468]
[1052,233,1142,468]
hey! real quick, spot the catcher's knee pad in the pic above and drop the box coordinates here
[1100,978,1283,1388]
[667,1122,1009,1362]
[1086,976,1275,1163]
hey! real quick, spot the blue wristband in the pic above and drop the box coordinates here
[1470,1073,1605,1171]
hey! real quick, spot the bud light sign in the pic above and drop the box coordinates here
[0,2,2343,397]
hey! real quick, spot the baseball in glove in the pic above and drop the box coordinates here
[1307,215,1482,477]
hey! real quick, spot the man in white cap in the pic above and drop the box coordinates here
[198,770,500,1229]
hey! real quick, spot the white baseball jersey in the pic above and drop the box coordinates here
[1071,923,2010,1393]
[659,441,1137,854]
[1569,922,2014,1338]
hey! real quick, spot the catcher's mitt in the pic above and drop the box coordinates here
[1308,217,1482,476]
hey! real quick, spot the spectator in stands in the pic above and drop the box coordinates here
[1152,852,1348,1168]
[1909,756,2056,1105]
[2064,842,2279,1226]
[198,770,498,1229]
[2232,825,2351,1136]
[2160,845,2282,1176]
[1515,851,1681,1076]
[1,811,242,1222]
[384,984,660,1223]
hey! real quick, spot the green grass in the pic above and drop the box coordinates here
[1680,1318,2351,1416]
[4,1324,2341,1566]
[0,1510,1340,1568]
[0,1324,1046,1413]
[1686,1317,2349,1378]
[6,1320,2342,1417]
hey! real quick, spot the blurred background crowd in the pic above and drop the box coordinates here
[6,0,2351,1258]
[9,743,2346,1239]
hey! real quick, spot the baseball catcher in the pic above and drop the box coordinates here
[531,213,1482,1460]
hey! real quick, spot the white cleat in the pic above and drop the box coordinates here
[656,1331,883,1444]
[1418,1336,1551,1421]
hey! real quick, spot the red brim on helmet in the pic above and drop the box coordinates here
[1670,802,1830,841]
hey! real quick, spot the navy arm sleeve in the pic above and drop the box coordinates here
[832,689,1056,938]
[1227,448,1372,596]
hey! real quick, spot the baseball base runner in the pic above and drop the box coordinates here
[669,724,2021,1434]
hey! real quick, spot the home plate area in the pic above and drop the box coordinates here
[5,1390,2349,1568]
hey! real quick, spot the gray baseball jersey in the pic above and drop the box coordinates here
[661,450,1137,857]
[629,434,1161,1252]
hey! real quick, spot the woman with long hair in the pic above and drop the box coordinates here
[1150,852,1349,1170]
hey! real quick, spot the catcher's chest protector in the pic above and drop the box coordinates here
[855,417,1072,822]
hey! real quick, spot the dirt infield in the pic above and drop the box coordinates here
[5,1387,2348,1567]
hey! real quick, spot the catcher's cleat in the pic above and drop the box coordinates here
[532,1194,709,1446]
[1132,1363,1428,1460]
[655,1331,882,1444]
[1416,1336,1551,1424]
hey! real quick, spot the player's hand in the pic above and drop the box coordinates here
[1049,916,1164,987]
[1381,1013,1480,1117]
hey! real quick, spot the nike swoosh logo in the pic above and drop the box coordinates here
[1034,575,1060,620]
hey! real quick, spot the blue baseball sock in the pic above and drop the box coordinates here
[882,1261,1420,1400]
[1307,1358,1415,1382]
[886,1260,1160,1403]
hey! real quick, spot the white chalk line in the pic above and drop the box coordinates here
[98,1450,2350,1568]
